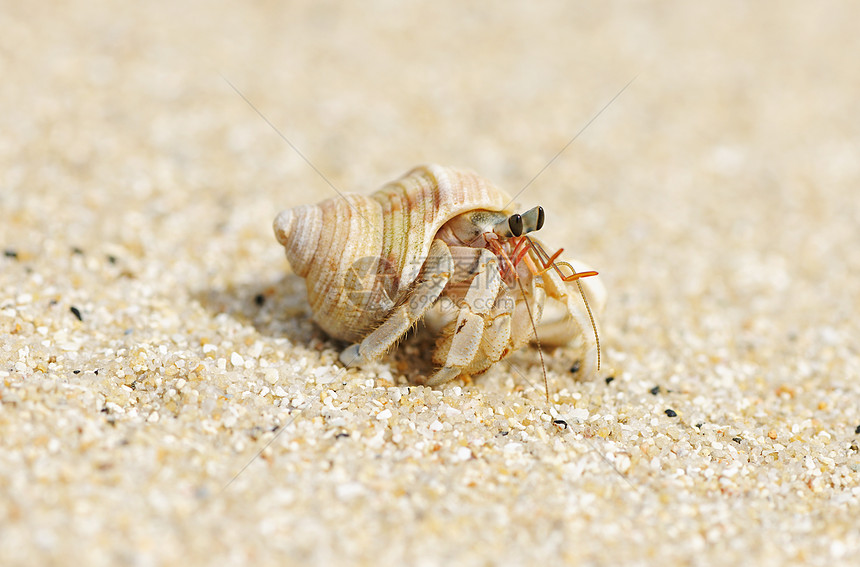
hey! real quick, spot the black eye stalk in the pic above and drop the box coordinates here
[508,214,524,237]
[522,206,545,232]
[493,206,545,238]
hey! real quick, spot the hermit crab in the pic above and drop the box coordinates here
[273,164,606,386]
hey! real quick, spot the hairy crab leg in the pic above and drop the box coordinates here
[340,239,453,366]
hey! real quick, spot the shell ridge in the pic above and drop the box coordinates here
[273,204,323,278]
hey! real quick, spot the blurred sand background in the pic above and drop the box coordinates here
[2,1,859,565]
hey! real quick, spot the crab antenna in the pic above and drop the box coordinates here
[514,271,552,405]
[574,276,601,372]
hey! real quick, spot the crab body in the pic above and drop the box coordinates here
[273,164,605,384]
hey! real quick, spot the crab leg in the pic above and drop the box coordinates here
[425,247,502,386]
[340,239,453,366]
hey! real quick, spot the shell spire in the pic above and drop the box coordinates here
[273,204,322,278]
[274,193,386,341]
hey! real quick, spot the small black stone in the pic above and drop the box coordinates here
[569,361,581,374]
[605,376,615,384]
[94,369,99,375]
[4,249,18,259]
[855,424,860,435]
[732,437,742,444]
[665,409,677,417]
[553,419,569,429]
[650,385,661,395]
[70,306,83,321]
[335,432,350,439]
[73,370,81,374]
[254,293,266,307]
[72,247,84,255]
[107,255,117,264]
[695,423,704,429]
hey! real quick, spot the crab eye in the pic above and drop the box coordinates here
[508,214,523,237]
[520,206,544,234]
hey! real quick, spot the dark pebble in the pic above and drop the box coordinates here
[569,361,581,374]
[665,409,677,417]
[605,376,615,384]
[855,425,860,435]
[70,306,83,321]
[254,293,266,306]
[732,437,742,443]
[650,385,661,395]
[4,249,18,259]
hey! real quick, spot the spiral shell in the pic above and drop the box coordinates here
[274,165,511,342]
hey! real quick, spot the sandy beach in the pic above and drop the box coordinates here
[2,2,859,565]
